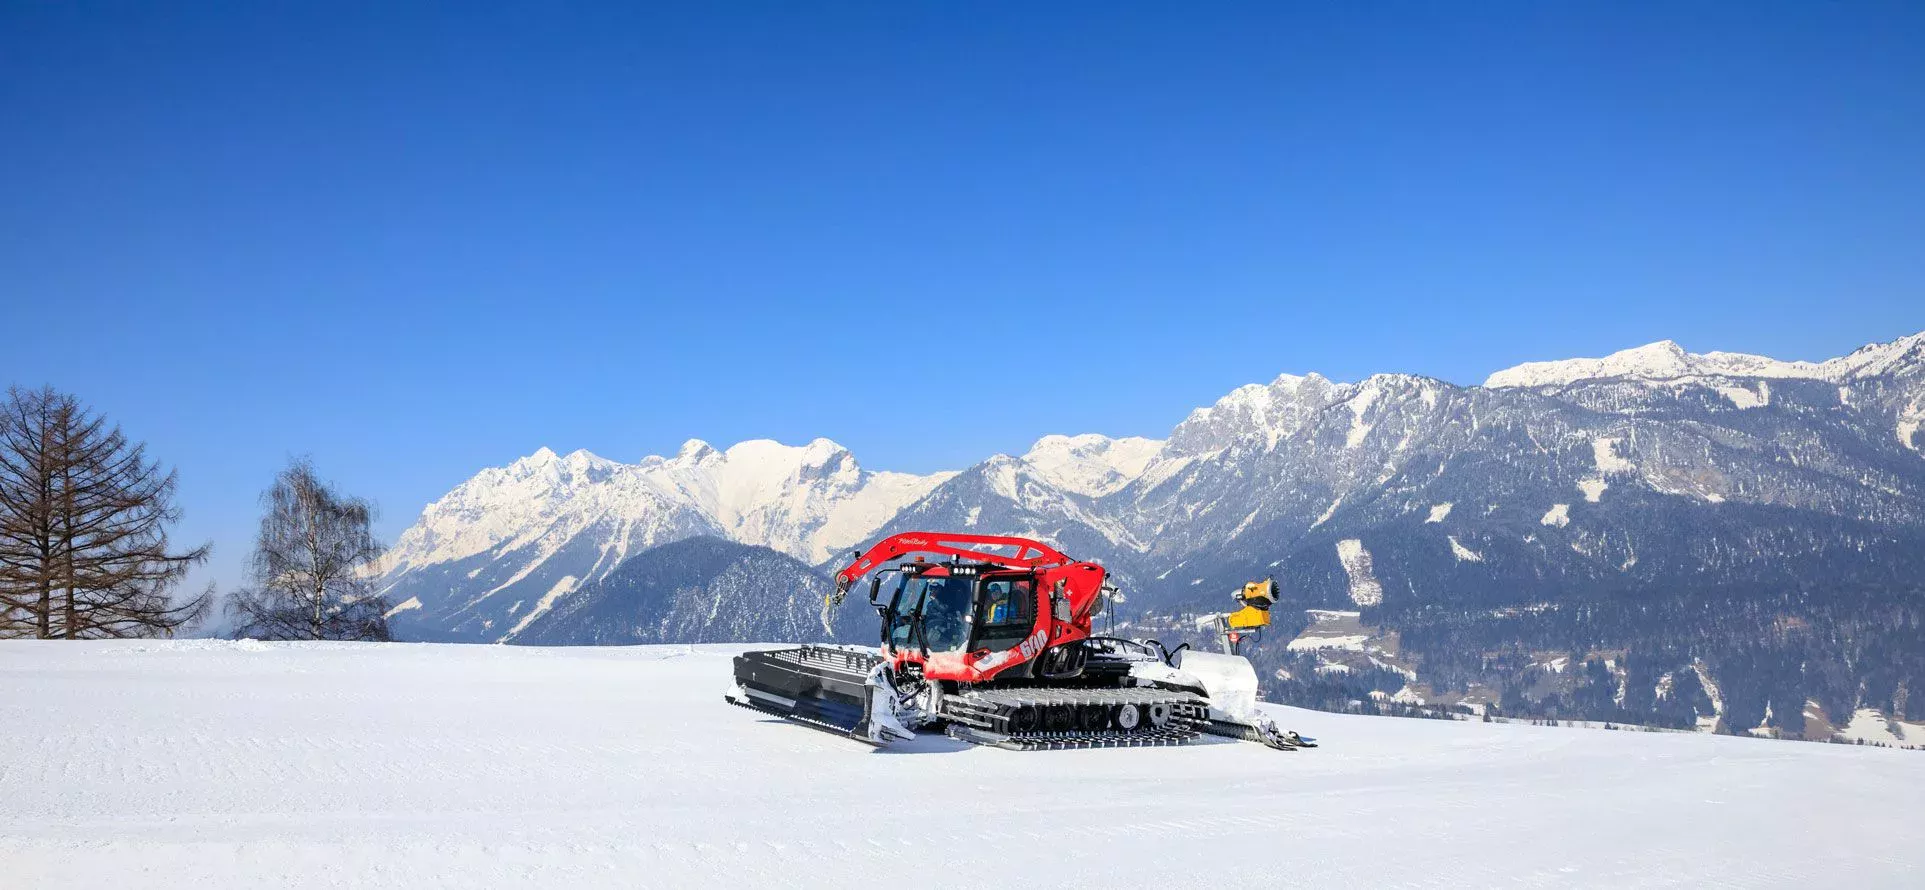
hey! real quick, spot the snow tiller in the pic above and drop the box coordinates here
[727,532,1314,751]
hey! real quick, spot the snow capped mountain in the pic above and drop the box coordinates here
[1825,330,1925,380]
[633,437,956,565]
[1483,333,1925,466]
[869,452,1152,575]
[384,329,1925,655]
[1113,372,1464,571]
[1020,433,1163,497]
[383,447,716,582]
[1486,331,1925,388]
[1485,340,1819,387]
[1130,333,1925,609]
[512,536,867,646]
[1162,372,1341,455]
[379,438,951,642]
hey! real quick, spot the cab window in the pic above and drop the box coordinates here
[974,578,1034,650]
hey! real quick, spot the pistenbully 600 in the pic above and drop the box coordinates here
[727,531,1313,751]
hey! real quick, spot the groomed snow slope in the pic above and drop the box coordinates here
[3,642,1921,889]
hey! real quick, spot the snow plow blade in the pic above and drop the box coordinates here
[726,646,909,745]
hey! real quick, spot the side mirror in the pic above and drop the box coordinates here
[867,575,883,606]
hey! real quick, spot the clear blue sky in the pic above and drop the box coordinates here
[3,3,1922,594]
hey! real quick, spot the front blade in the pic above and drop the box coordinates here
[728,646,891,743]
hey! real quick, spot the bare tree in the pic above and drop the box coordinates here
[0,386,211,639]
[226,458,391,641]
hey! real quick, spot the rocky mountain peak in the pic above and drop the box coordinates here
[1485,330,1925,389]
[1165,371,1340,455]
[676,439,718,462]
[1021,433,1164,497]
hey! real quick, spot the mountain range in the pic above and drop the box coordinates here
[376,330,1925,740]
[511,536,869,647]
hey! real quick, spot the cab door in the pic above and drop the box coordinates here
[971,576,1037,653]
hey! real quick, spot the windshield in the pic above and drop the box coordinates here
[893,575,975,654]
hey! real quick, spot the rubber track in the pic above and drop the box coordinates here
[944,722,1204,750]
[939,686,1215,750]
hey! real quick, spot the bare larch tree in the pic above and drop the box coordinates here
[226,458,392,641]
[0,386,211,639]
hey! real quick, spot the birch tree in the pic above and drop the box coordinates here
[226,458,391,641]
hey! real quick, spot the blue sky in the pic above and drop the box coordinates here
[3,3,1922,594]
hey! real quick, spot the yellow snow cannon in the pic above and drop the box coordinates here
[1216,578,1278,655]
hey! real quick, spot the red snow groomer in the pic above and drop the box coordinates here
[727,531,1312,751]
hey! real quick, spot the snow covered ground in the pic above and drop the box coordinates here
[3,641,1921,889]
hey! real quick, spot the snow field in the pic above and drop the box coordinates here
[3,640,1922,889]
